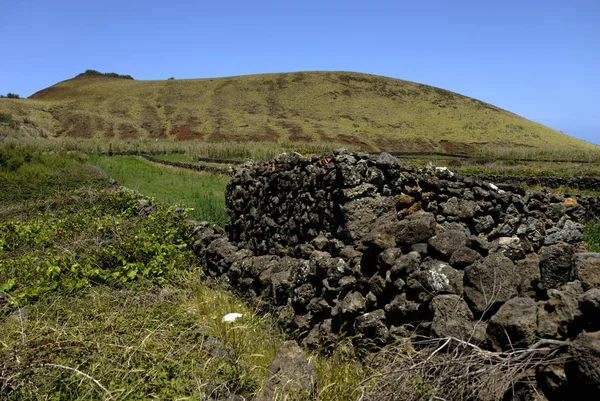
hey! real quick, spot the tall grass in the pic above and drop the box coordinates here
[1,135,356,160]
[90,155,229,224]
[474,145,600,163]
[0,143,108,206]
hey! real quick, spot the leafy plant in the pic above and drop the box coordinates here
[0,189,195,305]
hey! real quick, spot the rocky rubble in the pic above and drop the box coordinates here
[190,150,600,400]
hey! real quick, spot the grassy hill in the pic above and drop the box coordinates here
[1,70,597,152]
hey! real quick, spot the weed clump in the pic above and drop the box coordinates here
[0,112,19,129]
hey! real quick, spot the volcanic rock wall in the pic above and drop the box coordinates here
[474,174,600,193]
[191,150,600,399]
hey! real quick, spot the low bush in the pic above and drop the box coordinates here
[0,112,19,129]
[84,69,134,80]
[0,189,195,305]
[0,144,108,205]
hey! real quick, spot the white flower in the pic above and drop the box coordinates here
[222,313,243,323]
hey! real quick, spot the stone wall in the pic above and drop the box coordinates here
[191,150,600,400]
[473,174,600,193]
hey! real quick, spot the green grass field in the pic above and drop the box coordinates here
[0,144,373,400]
[89,155,229,225]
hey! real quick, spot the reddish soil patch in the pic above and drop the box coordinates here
[439,140,474,153]
[276,121,311,142]
[315,126,333,143]
[336,135,375,151]
[170,126,205,141]
[248,125,280,142]
[29,86,61,100]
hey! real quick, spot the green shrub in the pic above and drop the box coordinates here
[0,189,194,305]
[0,143,108,205]
[84,69,134,80]
[0,112,19,129]
[586,219,600,252]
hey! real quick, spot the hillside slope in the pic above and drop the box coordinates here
[1,71,596,151]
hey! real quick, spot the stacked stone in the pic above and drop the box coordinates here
[474,174,600,194]
[190,150,600,400]
[226,150,596,255]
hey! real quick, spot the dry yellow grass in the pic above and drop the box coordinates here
[1,70,597,152]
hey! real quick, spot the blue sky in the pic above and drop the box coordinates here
[1,0,598,144]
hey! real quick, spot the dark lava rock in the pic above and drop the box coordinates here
[389,251,421,279]
[544,220,585,246]
[449,246,482,269]
[565,331,600,399]
[572,253,600,290]
[440,197,480,219]
[537,281,582,340]
[377,247,403,270]
[396,211,440,245]
[464,252,521,317]
[487,297,538,351]
[539,243,575,290]
[341,291,367,316]
[516,255,541,298]
[361,213,403,251]
[579,288,600,332]
[338,196,397,241]
[385,293,422,326]
[257,341,317,401]
[428,229,469,259]
[355,309,389,343]
[430,294,478,341]
[406,259,463,302]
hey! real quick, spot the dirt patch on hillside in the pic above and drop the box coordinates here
[52,111,94,138]
[276,120,311,142]
[439,140,474,153]
[29,86,61,100]
[236,125,281,143]
[118,123,139,139]
[374,136,436,152]
[336,135,375,151]
[140,106,163,137]
[170,126,204,141]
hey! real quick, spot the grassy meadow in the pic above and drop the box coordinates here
[89,155,229,224]
[3,70,598,153]
[0,144,379,400]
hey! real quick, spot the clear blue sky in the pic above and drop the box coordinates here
[1,0,599,145]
